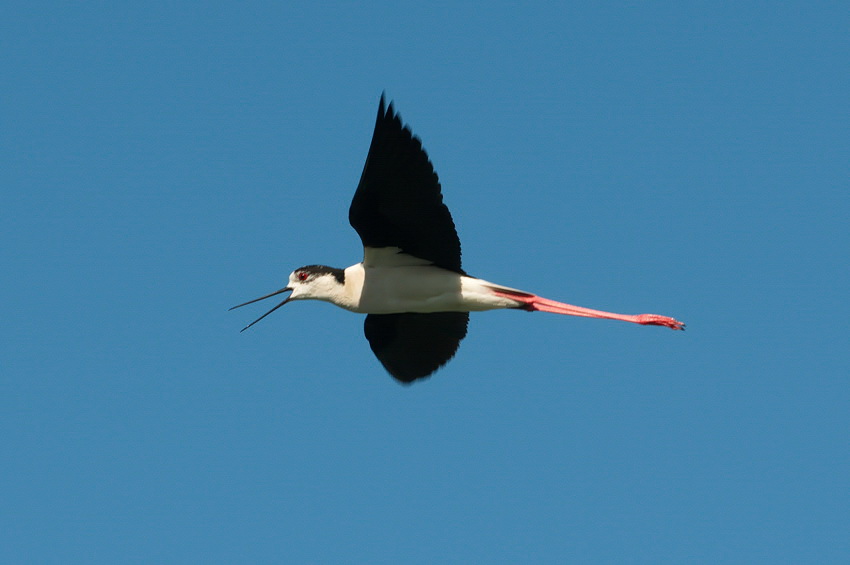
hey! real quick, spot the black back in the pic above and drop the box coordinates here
[349,95,464,274]
[364,312,469,383]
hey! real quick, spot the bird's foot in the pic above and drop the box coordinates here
[635,314,686,330]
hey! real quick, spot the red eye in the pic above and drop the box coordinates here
[297,271,309,281]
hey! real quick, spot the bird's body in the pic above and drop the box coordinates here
[232,94,684,383]
[329,251,526,314]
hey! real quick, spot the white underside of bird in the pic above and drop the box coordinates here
[306,248,525,314]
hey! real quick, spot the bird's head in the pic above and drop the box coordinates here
[285,265,346,301]
[229,265,346,331]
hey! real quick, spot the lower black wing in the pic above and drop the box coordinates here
[363,312,469,383]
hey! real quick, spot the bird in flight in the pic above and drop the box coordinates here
[232,94,684,383]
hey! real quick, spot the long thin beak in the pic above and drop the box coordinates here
[229,287,292,332]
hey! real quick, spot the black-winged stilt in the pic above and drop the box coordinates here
[232,95,684,383]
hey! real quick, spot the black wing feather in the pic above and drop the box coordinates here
[364,312,469,383]
[349,95,463,274]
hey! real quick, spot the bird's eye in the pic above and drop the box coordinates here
[297,271,309,281]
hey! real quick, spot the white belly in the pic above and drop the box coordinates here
[344,263,522,314]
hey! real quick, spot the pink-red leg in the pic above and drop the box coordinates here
[491,290,685,330]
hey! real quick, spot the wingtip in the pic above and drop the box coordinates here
[379,91,398,121]
[379,91,388,116]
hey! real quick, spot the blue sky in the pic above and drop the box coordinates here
[2,2,848,563]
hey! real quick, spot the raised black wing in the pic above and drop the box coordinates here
[349,95,463,274]
[363,312,469,383]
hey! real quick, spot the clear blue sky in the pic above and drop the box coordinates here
[2,2,848,563]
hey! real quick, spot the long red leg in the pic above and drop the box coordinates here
[490,290,685,330]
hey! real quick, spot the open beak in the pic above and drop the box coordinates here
[229,286,292,332]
